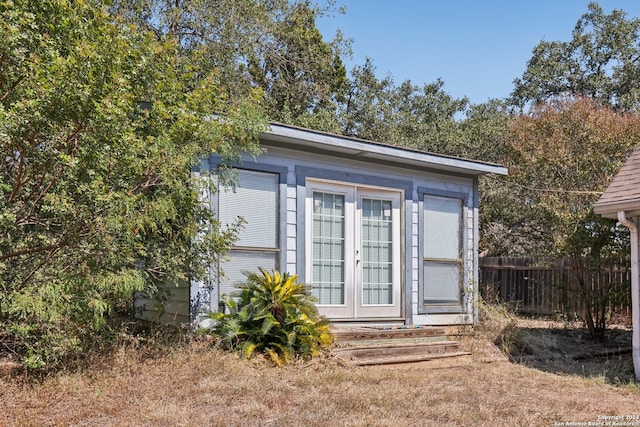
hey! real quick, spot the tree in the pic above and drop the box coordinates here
[511,2,640,112]
[502,2,640,335]
[338,58,396,141]
[503,98,639,252]
[247,1,348,129]
[458,99,512,163]
[112,0,349,130]
[489,98,640,337]
[339,58,468,155]
[0,0,265,369]
[457,100,521,257]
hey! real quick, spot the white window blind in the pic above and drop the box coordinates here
[424,261,461,303]
[424,195,461,259]
[423,194,463,307]
[217,169,280,305]
[218,169,278,248]
[219,250,278,298]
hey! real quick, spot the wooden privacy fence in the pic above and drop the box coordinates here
[479,257,632,318]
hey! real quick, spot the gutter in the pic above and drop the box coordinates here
[618,211,640,380]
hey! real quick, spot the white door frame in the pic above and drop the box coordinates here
[355,188,402,318]
[305,179,402,319]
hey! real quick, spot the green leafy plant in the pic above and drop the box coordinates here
[209,268,334,365]
[0,0,265,371]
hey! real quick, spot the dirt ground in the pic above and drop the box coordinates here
[1,318,638,426]
[503,318,635,382]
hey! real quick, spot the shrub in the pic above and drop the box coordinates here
[476,298,528,357]
[209,268,334,365]
[0,0,264,371]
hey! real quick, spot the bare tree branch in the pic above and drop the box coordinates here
[0,75,24,104]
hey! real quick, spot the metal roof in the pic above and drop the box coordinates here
[593,147,640,219]
[260,123,508,177]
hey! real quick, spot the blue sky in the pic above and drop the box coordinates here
[316,1,640,105]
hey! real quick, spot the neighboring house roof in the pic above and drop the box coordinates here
[260,123,508,177]
[593,146,640,219]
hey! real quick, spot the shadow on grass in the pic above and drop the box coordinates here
[503,324,635,384]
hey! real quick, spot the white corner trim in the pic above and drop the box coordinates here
[618,211,640,380]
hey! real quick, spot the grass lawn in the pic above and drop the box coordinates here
[1,318,639,426]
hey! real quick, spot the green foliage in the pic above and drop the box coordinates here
[247,1,348,127]
[482,97,638,337]
[0,0,265,370]
[458,99,512,163]
[112,0,349,130]
[511,2,640,111]
[565,211,631,339]
[210,269,334,366]
[339,58,468,155]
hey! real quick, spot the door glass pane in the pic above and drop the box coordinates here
[424,195,461,259]
[312,192,345,304]
[362,198,393,304]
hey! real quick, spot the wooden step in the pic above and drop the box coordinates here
[351,351,472,367]
[333,326,448,345]
[333,340,461,359]
[331,325,470,366]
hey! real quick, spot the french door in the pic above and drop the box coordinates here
[306,181,402,319]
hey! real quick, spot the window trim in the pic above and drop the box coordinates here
[214,168,282,252]
[211,162,287,309]
[418,188,467,315]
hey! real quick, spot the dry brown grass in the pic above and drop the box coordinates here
[1,326,639,427]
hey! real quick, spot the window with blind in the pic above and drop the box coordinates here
[422,194,464,312]
[217,169,279,299]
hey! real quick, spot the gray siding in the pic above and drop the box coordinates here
[135,281,190,324]
[140,124,504,326]
[256,145,478,326]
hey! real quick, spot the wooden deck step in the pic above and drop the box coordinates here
[333,340,460,359]
[331,326,471,366]
[350,351,472,367]
[333,326,448,346]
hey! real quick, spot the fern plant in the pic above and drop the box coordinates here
[209,268,334,365]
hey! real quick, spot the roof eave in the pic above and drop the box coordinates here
[593,199,640,219]
[261,123,508,177]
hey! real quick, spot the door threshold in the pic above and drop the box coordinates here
[329,318,406,328]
